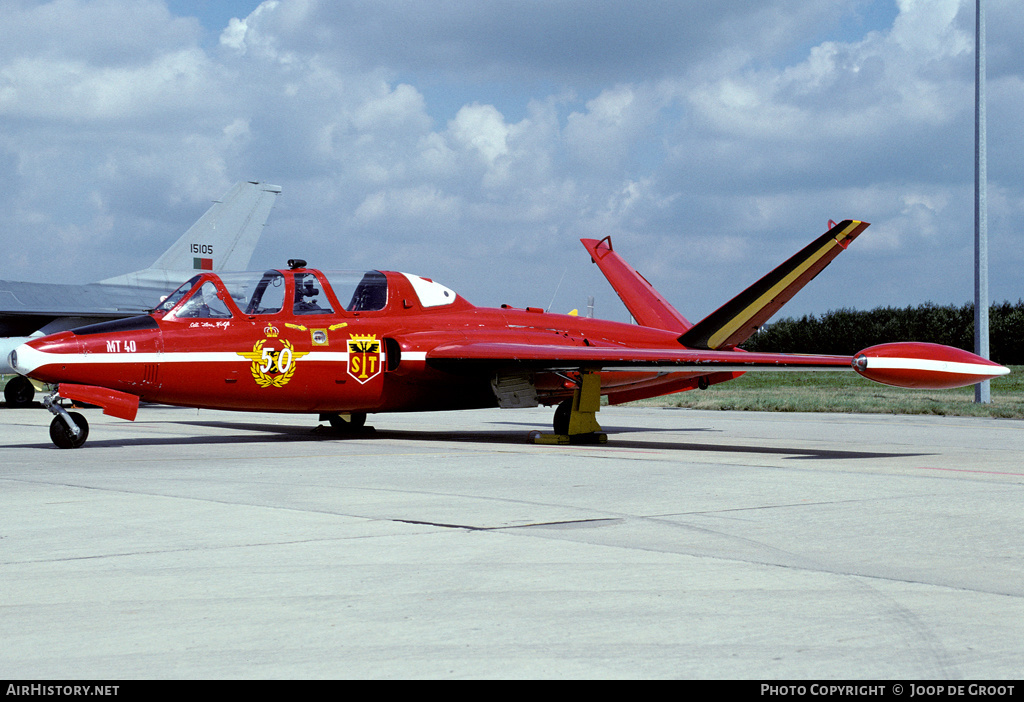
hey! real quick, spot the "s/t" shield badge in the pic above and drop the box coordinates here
[347,334,383,384]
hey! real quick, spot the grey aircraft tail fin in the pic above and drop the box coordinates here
[102,181,281,286]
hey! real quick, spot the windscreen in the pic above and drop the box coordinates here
[154,275,201,313]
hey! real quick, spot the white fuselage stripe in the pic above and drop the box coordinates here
[12,345,432,374]
[25,351,351,364]
[29,351,431,363]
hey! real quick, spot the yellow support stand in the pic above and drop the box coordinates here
[532,370,607,444]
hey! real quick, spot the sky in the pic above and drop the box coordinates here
[1,0,1021,325]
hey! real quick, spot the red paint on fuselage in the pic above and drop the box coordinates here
[21,269,698,415]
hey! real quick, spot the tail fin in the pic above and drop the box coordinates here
[581,236,692,332]
[150,181,281,271]
[101,181,281,286]
[679,219,869,350]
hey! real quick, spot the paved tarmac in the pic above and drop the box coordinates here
[1,403,1023,679]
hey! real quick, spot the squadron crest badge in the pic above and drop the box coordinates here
[237,337,311,388]
[347,334,383,384]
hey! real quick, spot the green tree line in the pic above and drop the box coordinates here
[743,301,1024,365]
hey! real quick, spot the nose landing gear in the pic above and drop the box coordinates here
[42,392,89,449]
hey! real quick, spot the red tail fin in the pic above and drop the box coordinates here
[581,236,692,332]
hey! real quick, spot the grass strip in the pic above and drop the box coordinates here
[625,366,1024,419]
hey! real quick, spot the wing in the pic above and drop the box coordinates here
[0,281,144,336]
[426,340,1008,390]
[428,341,853,373]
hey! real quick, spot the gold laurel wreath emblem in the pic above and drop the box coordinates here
[237,338,308,388]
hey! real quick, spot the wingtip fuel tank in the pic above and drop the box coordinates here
[853,342,1010,390]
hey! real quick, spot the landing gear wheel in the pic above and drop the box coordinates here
[327,412,367,431]
[4,376,35,407]
[553,399,572,435]
[49,411,89,449]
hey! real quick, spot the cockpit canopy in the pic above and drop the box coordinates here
[154,269,450,319]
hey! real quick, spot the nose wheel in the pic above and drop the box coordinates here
[49,411,89,449]
[42,391,90,448]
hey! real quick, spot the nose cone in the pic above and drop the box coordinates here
[9,342,45,376]
[9,332,79,382]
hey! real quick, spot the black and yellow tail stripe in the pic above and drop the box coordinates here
[679,220,869,350]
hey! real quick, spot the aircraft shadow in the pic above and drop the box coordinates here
[10,418,926,460]
[372,427,927,460]
[492,420,716,436]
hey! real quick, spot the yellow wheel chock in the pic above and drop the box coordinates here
[532,370,607,444]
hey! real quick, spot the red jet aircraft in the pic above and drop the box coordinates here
[8,220,1009,448]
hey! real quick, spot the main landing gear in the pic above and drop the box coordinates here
[532,370,607,445]
[42,392,89,449]
[321,412,368,432]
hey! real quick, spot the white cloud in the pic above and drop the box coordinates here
[353,186,459,226]
[447,103,509,165]
[219,17,249,52]
[219,1,282,55]
[890,0,970,57]
[0,49,213,121]
[564,86,660,171]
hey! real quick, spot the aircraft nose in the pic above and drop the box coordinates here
[9,342,45,376]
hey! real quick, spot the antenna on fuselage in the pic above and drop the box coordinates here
[546,267,568,313]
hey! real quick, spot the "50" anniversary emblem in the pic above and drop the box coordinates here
[237,338,310,388]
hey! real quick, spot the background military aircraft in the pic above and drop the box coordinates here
[1,181,281,406]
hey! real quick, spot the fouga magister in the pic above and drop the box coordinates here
[8,220,1009,448]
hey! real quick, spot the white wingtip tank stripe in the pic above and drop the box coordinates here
[863,356,1010,377]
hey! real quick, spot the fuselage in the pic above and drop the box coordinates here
[10,267,724,414]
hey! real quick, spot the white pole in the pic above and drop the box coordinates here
[975,0,990,404]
